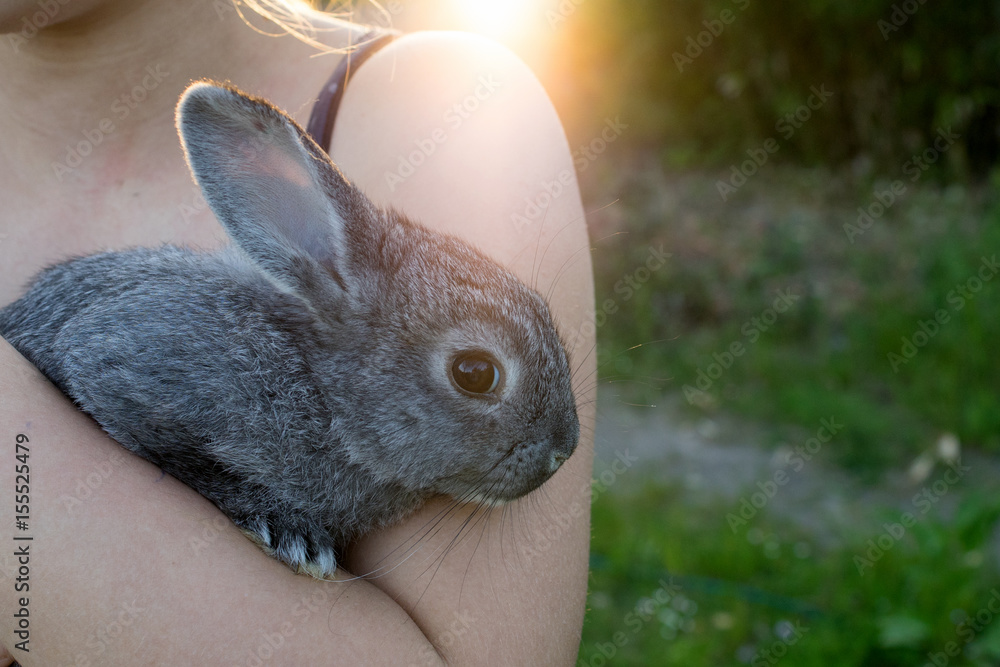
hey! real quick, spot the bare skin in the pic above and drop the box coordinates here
[0,1,596,665]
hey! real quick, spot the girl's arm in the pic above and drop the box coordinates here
[0,32,595,665]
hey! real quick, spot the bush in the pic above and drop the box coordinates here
[548,0,1000,176]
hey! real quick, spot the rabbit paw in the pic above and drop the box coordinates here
[236,514,339,580]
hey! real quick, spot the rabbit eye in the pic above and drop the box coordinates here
[451,353,501,395]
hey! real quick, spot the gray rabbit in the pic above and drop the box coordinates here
[0,82,579,578]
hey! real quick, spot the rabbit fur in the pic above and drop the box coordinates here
[0,82,580,578]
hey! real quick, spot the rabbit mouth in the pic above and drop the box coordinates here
[462,490,510,508]
[468,445,561,504]
[442,432,573,506]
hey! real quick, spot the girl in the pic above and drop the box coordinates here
[0,1,595,664]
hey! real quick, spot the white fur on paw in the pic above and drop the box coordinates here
[281,534,308,568]
[239,520,337,579]
[239,526,271,550]
[245,516,271,547]
[236,516,272,548]
[314,546,337,577]
[255,521,271,547]
[297,547,338,580]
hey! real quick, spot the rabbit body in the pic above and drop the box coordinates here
[2,246,422,574]
[0,83,579,577]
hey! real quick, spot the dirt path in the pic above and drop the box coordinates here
[592,389,1000,564]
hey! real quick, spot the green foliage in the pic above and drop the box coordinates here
[581,480,1000,666]
[592,170,1000,471]
[550,0,1000,175]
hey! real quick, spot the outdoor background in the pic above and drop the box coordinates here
[351,1,1000,664]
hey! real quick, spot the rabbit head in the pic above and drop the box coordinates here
[177,82,580,505]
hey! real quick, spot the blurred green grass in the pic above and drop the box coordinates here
[580,480,1000,666]
[581,162,1000,665]
[544,1,1000,664]
[589,165,1000,473]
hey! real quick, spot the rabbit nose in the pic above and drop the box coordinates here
[549,450,570,473]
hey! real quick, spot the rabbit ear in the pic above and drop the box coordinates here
[176,81,367,303]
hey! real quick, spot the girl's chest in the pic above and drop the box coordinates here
[1,180,226,306]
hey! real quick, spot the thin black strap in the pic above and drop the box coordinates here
[306,30,398,151]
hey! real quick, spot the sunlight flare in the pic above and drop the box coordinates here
[450,0,539,42]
